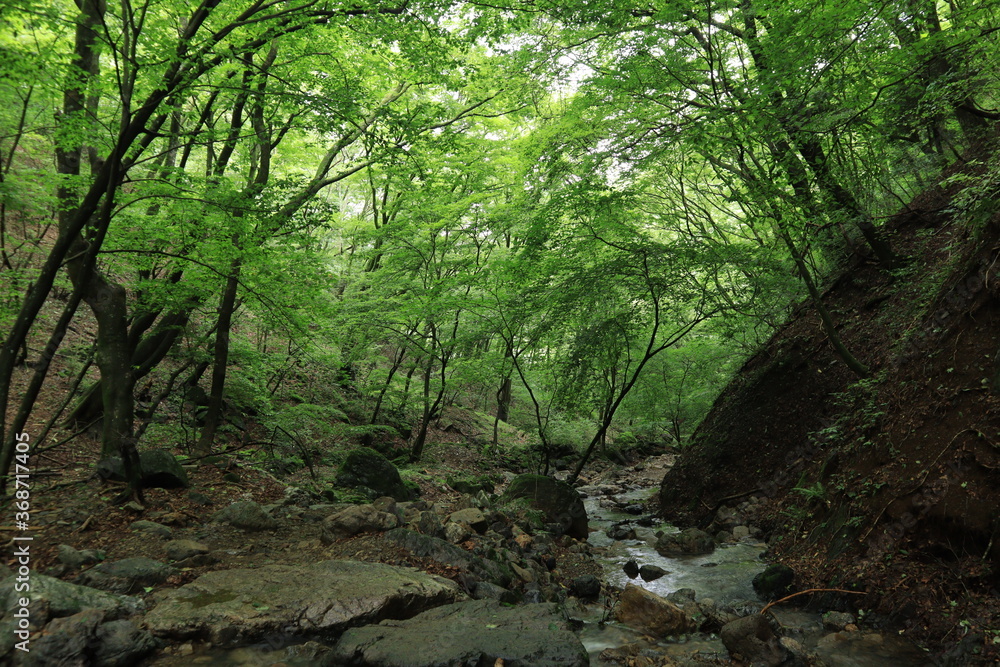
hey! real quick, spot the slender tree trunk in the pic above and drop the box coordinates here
[195,266,241,456]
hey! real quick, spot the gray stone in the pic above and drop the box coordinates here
[471,581,519,604]
[447,507,489,533]
[412,510,444,538]
[130,520,173,539]
[654,527,715,557]
[56,544,104,569]
[15,608,104,667]
[334,447,415,501]
[331,599,588,667]
[501,474,589,540]
[732,525,751,539]
[76,557,177,595]
[0,573,143,620]
[144,560,461,647]
[614,583,697,636]
[571,574,601,600]
[721,615,790,666]
[211,500,278,531]
[95,449,189,488]
[443,521,470,544]
[320,505,399,544]
[93,619,162,667]
[822,610,856,631]
[385,528,513,588]
[165,539,210,562]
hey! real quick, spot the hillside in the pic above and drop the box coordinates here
[659,142,1000,662]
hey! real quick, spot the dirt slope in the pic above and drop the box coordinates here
[659,147,1000,662]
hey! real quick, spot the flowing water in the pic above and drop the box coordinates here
[579,486,934,666]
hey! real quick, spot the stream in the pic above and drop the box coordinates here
[578,485,935,666]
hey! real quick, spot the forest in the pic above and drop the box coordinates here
[1,0,1000,665]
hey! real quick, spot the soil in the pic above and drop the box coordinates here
[658,146,1000,663]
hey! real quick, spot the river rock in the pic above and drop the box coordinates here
[822,610,856,631]
[638,564,669,581]
[56,544,104,569]
[14,609,160,667]
[330,599,589,666]
[622,559,640,578]
[614,583,698,636]
[501,474,589,540]
[385,528,513,588]
[752,563,795,601]
[720,615,789,666]
[320,504,399,543]
[211,500,278,531]
[571,574,601,600]
[76,557,177,595]
[654,527,715,557]
[144,560,461,646]
[93,618,163,666]
[0,573,143,620]
[335,447,415,501]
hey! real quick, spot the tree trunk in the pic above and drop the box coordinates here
[195,266,240,456]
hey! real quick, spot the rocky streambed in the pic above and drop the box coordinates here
[0,451,935,666]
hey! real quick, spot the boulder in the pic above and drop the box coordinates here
[144,560,462,647]
[321,504,399,544]
[752,564,795,601]
[331,599,589,667]
[501,474,589,540]
[721,615,790,666]
[571,574,601,600]
[334,447,415,501]
[96,450,189,488]
[654,527,715,557]
[822,610,856,631]
[13,609,160,667]
[76,557,177,595]
[385,528,514,588]
[638,564,669,582]
[447,477,494,496]
[211,500,278,531]
[614,584,698,636]
[622,560,640,579]
[606,522,637,541]
[448,507,489,533]
[0,574,143,620]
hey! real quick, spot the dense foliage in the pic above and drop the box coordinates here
[0,0,997,496]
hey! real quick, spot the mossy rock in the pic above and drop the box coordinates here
[334,447,416,502]
[501,474,588,539]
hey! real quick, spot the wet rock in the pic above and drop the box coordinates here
[320,504,399,544]
[571,574,601,600]
[330,599,588,666]
[606,522,637,541]
[93,618,162,666]
[15,608,104,667]
[130,520,173,539]
[165,539,209,562]
[76,558,177,595]
[752,563,795,601]
[334,447,416,501]
[501,474,589,540]
[655,527,715,557]
[385,528,513,588]
[144,560,461,646]
[638,564,668,582]
[720,614,789,666]
[211,500,278,531]
[732,525,751,540]
[622,560,640,579]
[822,610,856,631]
[614,583,698,636]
